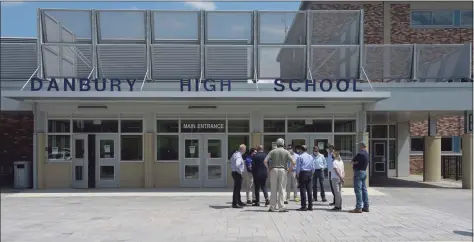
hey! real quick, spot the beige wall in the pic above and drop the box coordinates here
[154,162,179,187]
[44,163,71,188]
[120,163,144,188]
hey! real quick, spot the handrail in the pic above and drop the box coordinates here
[20,67,40,91]
[140,69,149,91]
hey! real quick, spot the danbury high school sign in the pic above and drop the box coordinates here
[29,77,363,92]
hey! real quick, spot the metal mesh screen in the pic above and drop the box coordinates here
[42,45,92,79]
[309,11,360,45]
[364,45,413,80]
[97,44,146,79]
[42,10,92,42]
[98,11,146,41]
[258,46,306,79]
[0,43,37,80]
[205,12,253,44]
[416,44,471,79]
[205,45,253,80]
[309,45,359,80]
[153,11,200,43]
[151,44,200,80]
[258,11,306,45]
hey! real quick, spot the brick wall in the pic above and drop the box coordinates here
[0,111,34,187]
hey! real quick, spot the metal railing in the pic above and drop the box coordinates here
[441,155,462,181]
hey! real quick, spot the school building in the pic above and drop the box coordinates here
[0,1,472,189]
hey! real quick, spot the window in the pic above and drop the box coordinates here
[264,135,284,153]
[441,137,453,152]
[120,120,143,161]
[411,10,472,28]
[389,140,396,169]
[264,120,285,133]
[227,120,250,133]
[47,120,71,161]
[371,125,388,138]
[460,10,473,27]
[181,120,225,133]
[410,137,424,152]
[334,135,355,161]
[157,135,179,160]
[389,125,396,139]
[334,120,355,133]
[228,135,249,159]
[287,120,332,133]
[73,120,118,133]
[156,120,179,133]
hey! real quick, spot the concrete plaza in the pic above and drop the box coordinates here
[1,186,472,242]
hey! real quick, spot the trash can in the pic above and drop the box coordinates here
[14,161,31,189]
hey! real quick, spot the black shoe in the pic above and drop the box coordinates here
[232,204,242,209]
[238,203,246,207]
[246,200,252,204]
[308,207,313,211]
[252,203,260,206]
[284,201,288,204]
[362,208,369,212]
[322,198,327,202]
[329,202,335,206]
[297,207,307,211]
[313,197,318,202]
[331,207,339,211]
[252,199,257,204]
[265,199,270,206]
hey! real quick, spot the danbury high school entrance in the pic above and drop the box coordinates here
[1,8,472,189]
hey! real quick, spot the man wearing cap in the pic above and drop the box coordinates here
[285,145,300,204]
[264,138,296,212]
[349,141,370,213]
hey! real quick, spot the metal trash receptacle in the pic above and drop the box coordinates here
[14,161,31,189]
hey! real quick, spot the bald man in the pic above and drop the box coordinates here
[230,144,247,208]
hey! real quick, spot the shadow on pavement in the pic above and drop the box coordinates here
[453,230,473,237]
[370,177,460,189]
[1,187,235,194]
[208,205,230,209]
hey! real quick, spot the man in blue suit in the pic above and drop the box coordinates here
[251,145,270,206]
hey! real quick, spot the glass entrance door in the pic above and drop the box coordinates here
[180,134,227,187]
[96,134,119,188]
[286,135,309,154]
[310,135,333,179]
[371,140,387,177]
[72,134,88,188]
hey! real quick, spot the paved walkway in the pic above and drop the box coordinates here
[1,188,472,242]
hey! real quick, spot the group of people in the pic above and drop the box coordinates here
[230,138,370,213]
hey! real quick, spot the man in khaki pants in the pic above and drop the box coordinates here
[264,138,296,212]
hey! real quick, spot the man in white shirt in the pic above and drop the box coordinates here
[326,144,335,206]
[230,144,247,208]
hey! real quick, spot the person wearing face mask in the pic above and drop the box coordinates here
[285,145,300,204]
[312,146,327,202]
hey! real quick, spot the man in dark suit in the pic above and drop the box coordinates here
[251,145,270,206]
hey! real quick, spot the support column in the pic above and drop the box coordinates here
[423,136,441,182]
[143,133,154,188]
[396,122,410,177]
[462,134,472,189]
[37,133,46,189]
[424,115,441,182]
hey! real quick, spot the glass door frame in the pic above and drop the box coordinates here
[95,134,119,188]
[179,134,202,187]
[310,134,334,179]
[72,134,88,189]
[202,134,227,188]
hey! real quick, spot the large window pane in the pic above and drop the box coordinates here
[334,120,355,133]
[73,120,118,133]
[121,120,143,133]
[389,125,396,139]
[264,135,284,153]
[48,135,71,160]
[389,140,396,169]
[410,137,424,152]
[286,120,332,133]
[228,135,249,159]
[156,135,179,160]
[181,120,225,133]
[432,10,453,25]
[371,125,388,138]
[461,10,473,26]
[441,137,453,152]
[227,120,250,133]
[185,139,199,158]
[264,120,285,133]
[411,11,432,25]
[157,120,179,133]
[121,135,143,161]
[48,120,70,133]
[334,135,355,161]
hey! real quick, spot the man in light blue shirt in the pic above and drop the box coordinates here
[295,145,315,211]
[326,144,336,206]
[285,145,300,204]
[230,144,246,208]
[312,146,327,202]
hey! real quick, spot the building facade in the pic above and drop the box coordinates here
[0,2,472,189]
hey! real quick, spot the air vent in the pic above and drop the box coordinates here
[296,105,325,109]
[188,106,217,109]
[77,105,108,109]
